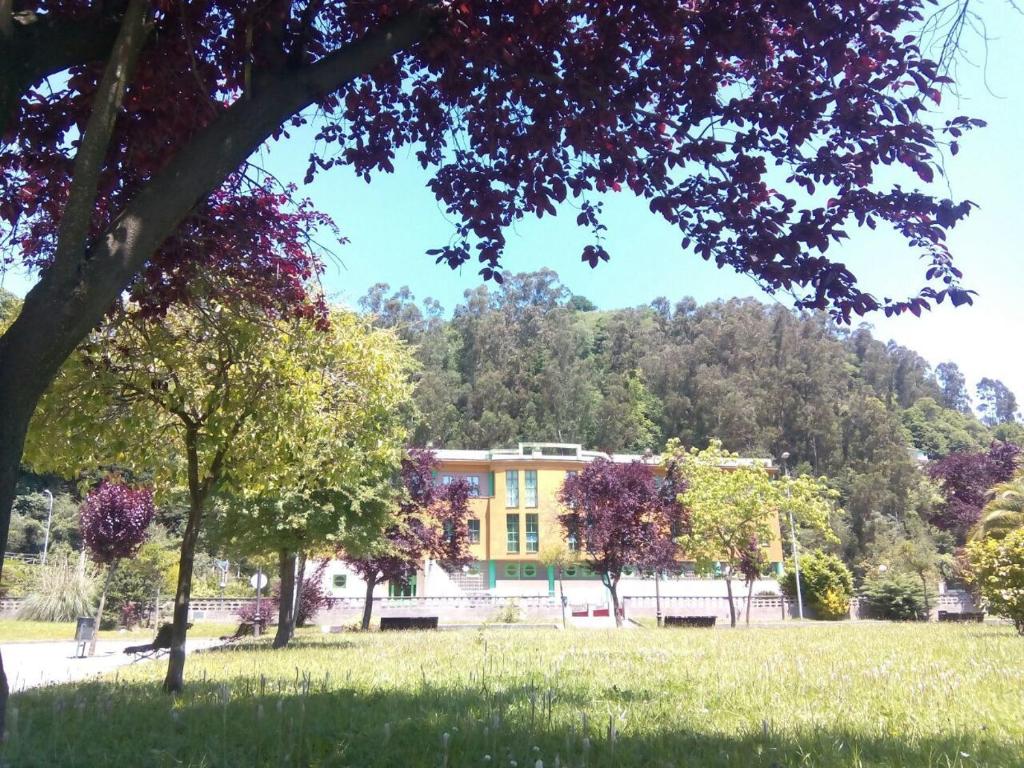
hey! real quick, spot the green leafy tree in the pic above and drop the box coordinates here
[671,440,837,627]
[966,529,1024,635]
[209,309,413,647]
[25,297,394,690]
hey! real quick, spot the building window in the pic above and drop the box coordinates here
[332,574,347,589]
[566,470,578,479]
[506,470,519,507]
[522,563,538,578]
[389,576,416,597]
[441,474,454,485]
[525,470,538,507]
[525,513,539,553]
[443,519,455,544]
[567,534,578,552]
[466,476,480,497]
[468,518,481,544]
[506,514,520,553]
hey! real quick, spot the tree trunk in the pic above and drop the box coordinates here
[607,577,623,628]
[361,578,376,630]
[162,431,206,694]
[89,561,118,656]
[724,568,737,628]
[273,549,297,648]
[0,392,30,736]
[920,573,930,621]
[745,578,754,627]
[654,570,663,627]
[291,550,306,633]
[558,569,567,630]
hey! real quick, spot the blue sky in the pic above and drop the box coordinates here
[3,5,1022,408]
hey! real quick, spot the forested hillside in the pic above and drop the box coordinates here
[360,270,1022,574]
[4,277,1020,581]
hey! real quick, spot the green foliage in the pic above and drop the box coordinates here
[17,551,97,622]
[902,397,989,458]
[105,530,180,626]
[672,440,837,573]
[967,529,1024,634]
[780,550,853,620]
[488,598,522,624]
[0,559,36,598]
[858,573,929,621]
[971,473,1024,541]
[201,309,415,561]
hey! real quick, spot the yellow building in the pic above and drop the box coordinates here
[431,442,785,596]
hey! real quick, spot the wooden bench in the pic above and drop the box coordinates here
[380,616,439,631]
[664,616,717,628]
[937,610,985,623]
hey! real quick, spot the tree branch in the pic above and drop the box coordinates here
[50,0,151,285]
[0,10,123,136]
[1,7,438,410]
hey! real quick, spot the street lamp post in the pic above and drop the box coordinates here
[780,453,804,620]
[41,489,54,565]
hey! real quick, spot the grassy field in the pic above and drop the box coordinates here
[0,619,239,643]
[2,623,1022,767]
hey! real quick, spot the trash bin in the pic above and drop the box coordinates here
[75,616,95,657]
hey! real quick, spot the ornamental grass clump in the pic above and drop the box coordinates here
[17,552,96,622]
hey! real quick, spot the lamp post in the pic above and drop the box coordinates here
[41,489,54,565]
[780,452,804,620]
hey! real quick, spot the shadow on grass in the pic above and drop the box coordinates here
[1,675,1014,768]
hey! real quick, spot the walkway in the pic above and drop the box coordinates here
[1,638,221,692]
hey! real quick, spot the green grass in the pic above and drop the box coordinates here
[0,619,238,643]
[3,623,1023,767]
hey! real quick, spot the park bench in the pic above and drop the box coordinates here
[380,616,439,631]
[219,618,267,643]
[664,616,717,628]
[937,610,985,623]
[123,622,192,662]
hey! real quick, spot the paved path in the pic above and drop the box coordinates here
[1,638,221,692]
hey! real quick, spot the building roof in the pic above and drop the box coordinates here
[433,442,775,469]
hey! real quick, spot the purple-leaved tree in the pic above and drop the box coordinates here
[80,480,155,654]
[559,458,688,627]
[929,441,1020,543]
[347,449,472,629]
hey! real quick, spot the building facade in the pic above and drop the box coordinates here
[319,443,785,604]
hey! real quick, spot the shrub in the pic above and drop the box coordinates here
[0,558,36,598]
[490,598,521,624]
[237,599,277,626]
[295,561,330,627]
[858,573,929,621]
[966,528,1024,635]
[780,550,853,620]
[18,553,97,621]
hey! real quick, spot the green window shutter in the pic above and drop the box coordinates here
[488,472,495,497]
